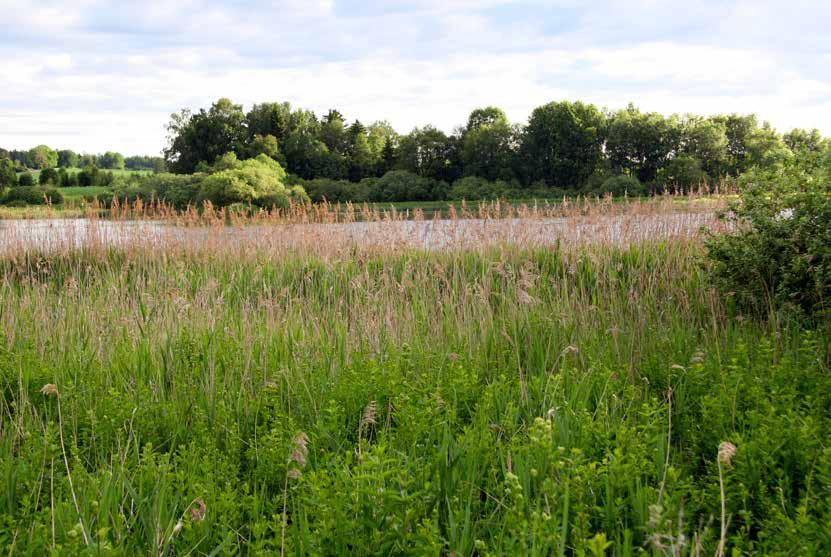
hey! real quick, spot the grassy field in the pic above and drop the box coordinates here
[57,186,111,201]
[0,205,828,555]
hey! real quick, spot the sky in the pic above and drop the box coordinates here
[1,0,829,155]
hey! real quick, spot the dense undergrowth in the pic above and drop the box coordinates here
[0,243,829,555]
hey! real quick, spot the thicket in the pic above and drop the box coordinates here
[1,186,63,206]
[107,153,309,209]
[705,152,831,320]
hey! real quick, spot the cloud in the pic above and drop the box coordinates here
[0,0,828,154]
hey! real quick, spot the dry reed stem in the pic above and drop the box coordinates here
[0,193,728,259]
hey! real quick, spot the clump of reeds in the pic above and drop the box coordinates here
[0,191,727,259]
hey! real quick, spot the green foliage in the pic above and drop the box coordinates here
[57,168,78,188]
[155,97,828,201]
[2,186,63,205]
[372,170,445,202]
[38,167,59,186]
[57,149,79,168]
[658,155,706,191]
[98,151,126,169]
[17,172,36,187]
[118,173,203,208]
[461,107,518,181]
[27,144,58,169]
[705,159,831,319]
[445,176,559,201]
[301,177,372,203]
[679,115,728,179]
[124,155,166,172]
[164,98,248,173]
[0,246,828,554]
[448,176,511,200]
[245,134,285,166]
[0,159,16,188]
[606,104,679,184]
[199,154,303,207]
[520,100,606,188]
[590,174,647,197]
[396,126,460,183]
[283,132,346,180]
[77,166,114,187]
[114,155,309,209]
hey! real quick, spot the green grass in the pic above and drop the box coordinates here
[58,186,111,200]
[0,241,828,554]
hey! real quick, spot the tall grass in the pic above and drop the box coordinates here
[0,204,828,554]
[0,193,726,256]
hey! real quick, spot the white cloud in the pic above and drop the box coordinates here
[0,0,828,153]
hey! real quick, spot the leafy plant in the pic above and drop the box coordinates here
[705,158,831,318]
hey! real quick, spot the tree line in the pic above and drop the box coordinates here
[2,97,828,206]
[163,98,830,198]
[0,146,166,173]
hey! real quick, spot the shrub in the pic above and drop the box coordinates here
[129,173,203,209]
[3,186,64,205]
[18,172,36,187]
[125,155,308,209]
[449,176,508,200]
[77,166,99,187]
[371,170,444,202]
[58,168,78,187]
[705,161,831,319]
[95,192,115,206]
[38,167,59,186]
[302,178,372,203]
[199,154,300,208]
[0,158,16,188]
[593,175,647,197]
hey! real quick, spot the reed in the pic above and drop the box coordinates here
[0,200,827,555]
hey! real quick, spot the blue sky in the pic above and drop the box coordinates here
[1,0,829,155]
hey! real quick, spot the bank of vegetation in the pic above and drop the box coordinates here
[2,99,829,209]
[0,153,829,554]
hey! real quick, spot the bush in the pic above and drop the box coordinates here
[592,175,647,197]
[200,154,301,208]
[18,172,36,187]
[449,176,508,200]
[302,178,372,203]
[95,192,115,206]
[3,186,64,205]
[58,168,78,187]
[371,170,445,202]
[131,155,309,209]
[705,161,831,319]
[77,166,99,187]
[38,167,59,186]
[0,159,16,188]
[126,173,203,209]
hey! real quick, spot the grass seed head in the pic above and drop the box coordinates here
[189,498,207,522]
[40,383,59,397]
[361,400,377,428]
[718,441,737,466]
